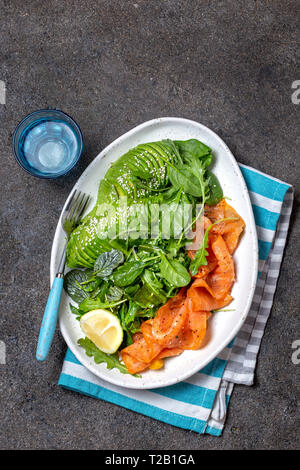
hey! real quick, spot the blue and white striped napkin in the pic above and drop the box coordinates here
[58,164,293,436]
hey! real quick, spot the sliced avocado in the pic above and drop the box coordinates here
[71,226,96,267]
[138,145,162,186]
[129,146,157,181]
[74,237,94,268]
[143,144,168,185]
[125,149,154,180]
[66,237,91,268]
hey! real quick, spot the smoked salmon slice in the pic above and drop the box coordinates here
[156,347,184,359]
[207,235,235,299]
[180,301,209,350]
[187,278,233,311]
[120,332,163,374]
[121,352,149,375]
[151,289,188,346]
[205,200,245,254]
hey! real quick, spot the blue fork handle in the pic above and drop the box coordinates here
[36,276,64,361]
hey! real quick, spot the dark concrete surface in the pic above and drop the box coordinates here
[0,0,299,450]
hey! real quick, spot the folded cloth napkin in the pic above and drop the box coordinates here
[58,164,293,436]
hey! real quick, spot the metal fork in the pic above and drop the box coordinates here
[36,190,90,361]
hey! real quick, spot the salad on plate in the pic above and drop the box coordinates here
[63,138,245,376]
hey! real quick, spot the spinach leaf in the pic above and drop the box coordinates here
[142,269,163,290]
[174,139,212,162]
[159,256,191,287]
[112,261,146,287]
[94,249,124,277]
[64,269,99,303]
[79,297,126,313]
[78,337,135,375]
[201,152,213,170]
[169,165,203,197]
[205,170,223,206]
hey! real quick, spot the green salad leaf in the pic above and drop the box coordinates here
[94,249,124,277]
[64,269,101,303]
[77,337,133,375]
[122,301,140,328]
[174,139,212,162]
[112,261,146,287]
[169,165,204,197]
[78,297,126,313]
[159,255,191,287]
[69,303,85,320]
[133,284,166,308]
[189,229,210,276]
[105,285,124,302]
[205,171,223,206]
[132,269,167,307]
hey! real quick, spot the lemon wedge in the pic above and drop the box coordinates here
[80,309,123,354]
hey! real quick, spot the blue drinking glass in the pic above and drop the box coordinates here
[13,109,83,178]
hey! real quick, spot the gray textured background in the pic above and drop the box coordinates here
[0,0,299,450]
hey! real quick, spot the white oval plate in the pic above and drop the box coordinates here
[51,117,258,389]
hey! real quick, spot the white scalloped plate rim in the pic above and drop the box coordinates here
[51,117,258,389]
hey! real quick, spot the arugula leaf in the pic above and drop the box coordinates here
[94,249,124,277]
[187,155,210,197]
[124,284,140,298]
[159,255,191,287]
[91,280,110,301]
[142,269,163,290]
[189,228,210,276]
[166,238,187,258]
[78,337,134,375]
[132,269,167,307]
[124,301,140,327]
